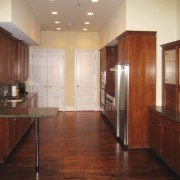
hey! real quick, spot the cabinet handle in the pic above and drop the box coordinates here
[44,86,47,88]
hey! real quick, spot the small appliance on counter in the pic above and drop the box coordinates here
[11,85,17,97]
[18,82,26,96]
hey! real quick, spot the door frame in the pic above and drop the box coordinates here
[74,49,98,111]
[29,49,65,111]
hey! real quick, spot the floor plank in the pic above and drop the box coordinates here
[0,112,179,179]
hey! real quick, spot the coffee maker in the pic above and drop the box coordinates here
[18,82,26,96]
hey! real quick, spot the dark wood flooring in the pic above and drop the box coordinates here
[0,112,179,180]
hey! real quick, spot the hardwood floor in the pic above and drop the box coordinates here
[0,112,179,179]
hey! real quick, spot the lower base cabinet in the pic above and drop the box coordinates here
[0,94,37,163]
[148,107,180,176]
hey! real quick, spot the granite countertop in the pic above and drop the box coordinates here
[0,107,58,118]
[149,106,180,123]
[0,92,37,108]
[0,93,58,118]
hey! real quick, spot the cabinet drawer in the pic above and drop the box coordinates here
[163,116,180,131]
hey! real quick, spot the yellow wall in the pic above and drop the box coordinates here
[0,0,11,21]
[30,31,99,109]
[12,0,40,44]
[0,0,40,45]
[178,0,180,38]
[99,0,126,48]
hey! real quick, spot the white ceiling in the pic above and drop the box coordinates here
[25,0,121,32]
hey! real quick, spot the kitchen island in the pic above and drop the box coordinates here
[0,93,58,172]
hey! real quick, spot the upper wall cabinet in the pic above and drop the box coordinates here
[10,37,19,82]
[0,28,29,85]
[161,40,180,112]
[100,46,117,94]
[0,28,11,85]
[18,41,29,82]
[117,36,128,64]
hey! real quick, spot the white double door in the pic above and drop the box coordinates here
[30,50,65,111]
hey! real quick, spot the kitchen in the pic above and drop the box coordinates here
[0,0,180,179]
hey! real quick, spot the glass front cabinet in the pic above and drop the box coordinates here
[161,40,180,112]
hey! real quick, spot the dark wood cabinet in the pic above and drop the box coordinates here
[18,41,29,81]
[0,94,37,163]
[148,107,180,176]
[117,36,128,64]
[100,46,117,94]
[0,28,29,85]
[117,31,156,148]
[0,28,11,84]
[161,40,180,112]
[10,37,19,82]
[148,110,163,154]
[105,101,116,127]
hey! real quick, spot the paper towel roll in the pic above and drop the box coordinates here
[12,86,16,97]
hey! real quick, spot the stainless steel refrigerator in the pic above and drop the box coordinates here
[111,64,129,146]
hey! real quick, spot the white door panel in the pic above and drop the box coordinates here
[30,50,64,111]
[75,50,97,111]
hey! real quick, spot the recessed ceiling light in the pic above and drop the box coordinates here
[56,28,61,30]
[54,21,60,24]
[91,0,99,2]
[85,22,90,25]
[83,28,87,31]
[87,12,93,16]
[49,0,55,2]
[52,11,58,15]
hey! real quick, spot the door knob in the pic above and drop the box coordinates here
[77,85,79,87]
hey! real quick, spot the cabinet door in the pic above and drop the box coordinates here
[0,30,10,84]
[100,48,106,72]
[106,47,116,94]
[162,123,180,172]
[10,37,18,82]
[0,119,9,162]
[117,37,128,65]
[165,49,176,84]
[8,119,15,152]
[149,111,163,153]
[18,42,29,81]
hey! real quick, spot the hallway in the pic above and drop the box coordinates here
[0,112,179,179]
